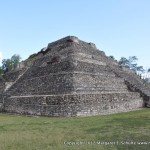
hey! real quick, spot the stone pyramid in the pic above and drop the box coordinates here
[0,36,149,117]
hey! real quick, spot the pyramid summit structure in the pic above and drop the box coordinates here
[0,36,149,117]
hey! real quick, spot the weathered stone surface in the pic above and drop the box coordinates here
[0,36,149,116]
[4,93,144,117]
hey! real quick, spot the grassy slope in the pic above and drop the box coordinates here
[0,108,150,150]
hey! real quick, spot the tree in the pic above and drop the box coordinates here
[119,56,144,73]
[2,59,11,74]
[118,57,129,68]
[148,68,150,72]
[1,54,21,74]
[109,55,115,60]
[2,59,7,73]
[6,59,12,70]
[0,66,2,76]
[11,54,21,68]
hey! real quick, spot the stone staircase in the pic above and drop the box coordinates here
[4,67,29,95]
[113,68,150,107]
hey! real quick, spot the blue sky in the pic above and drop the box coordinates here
[0,0,150,69]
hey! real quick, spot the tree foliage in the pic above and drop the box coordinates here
[1,54,21,75]
[0,67,2,77]
[27,53,37,61]
[109,55,115,60]
[11,54,21,67]
[119,56,144,73]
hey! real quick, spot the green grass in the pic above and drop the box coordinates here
[0,108,150,150]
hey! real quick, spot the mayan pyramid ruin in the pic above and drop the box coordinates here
[0,36,149,117]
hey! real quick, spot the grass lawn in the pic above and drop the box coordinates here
[0,108,150,150]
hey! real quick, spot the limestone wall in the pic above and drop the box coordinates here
[0,78,5,93]
[4,92,144,117]
[1,36,148,116]
[9,74,74,96]
[5,54,128,96]
[3,68,26,82]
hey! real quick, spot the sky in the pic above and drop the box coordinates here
[0,0,150,69]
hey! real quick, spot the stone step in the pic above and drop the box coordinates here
[9,91,140,97]
[9,92,142,103]
[7,88,129,96]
